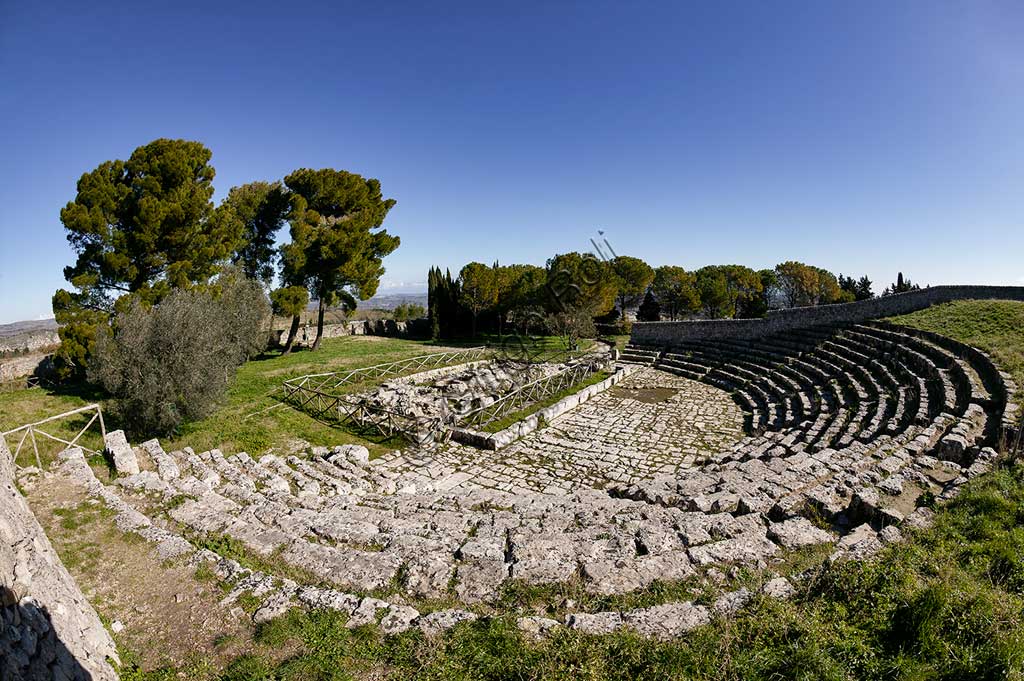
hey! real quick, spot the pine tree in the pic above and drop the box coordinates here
[637,289,661,321]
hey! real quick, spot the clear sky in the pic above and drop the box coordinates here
[1,0,1022,324]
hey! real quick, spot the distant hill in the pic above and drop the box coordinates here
[308,291,427,312]
[358,292,427,310]
[0,318,58,339]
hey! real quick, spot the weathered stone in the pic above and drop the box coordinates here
[104,430,139,476]
[688,531,778,566]
[566,611,622,635]
[380,605,420,634]
[416,609,478,636]
[712,588,752,616]
[767,518,834,549]
[621,602,711,640]
[761,577,796,599]
[517,616,561,638]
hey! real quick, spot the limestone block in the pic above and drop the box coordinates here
[104,430,139,476]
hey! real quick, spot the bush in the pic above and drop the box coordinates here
[89,272,270,436]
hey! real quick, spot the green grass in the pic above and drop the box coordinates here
[888,299,1024,402]
[479,370,613,433]
[0,336,477,465]
[0,333,610,465]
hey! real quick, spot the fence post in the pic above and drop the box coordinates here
[97,404,107,439]
[30,428,42,469]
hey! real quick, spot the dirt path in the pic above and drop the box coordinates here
[24,473,259,675]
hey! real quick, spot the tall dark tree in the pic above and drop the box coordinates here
[883,272,921,296]
[856,275,874,301]
[53,138,241,377]
[220,181,292,286]
[636,289,661,322]
[283,168,399,350]
[427,266,442,340]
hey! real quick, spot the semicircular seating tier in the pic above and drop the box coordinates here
[45,319,1017,638]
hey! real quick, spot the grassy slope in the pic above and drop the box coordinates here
[115,300,1024,680]
[0,336,461,464]
[0,333,594,466]
[888,299,1024,401]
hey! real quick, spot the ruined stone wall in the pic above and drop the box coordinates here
[631,286,1024,345]
[0,355,50,383]
[0,434,119,680]
[270,318,430,346]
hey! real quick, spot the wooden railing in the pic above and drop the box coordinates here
[457,360,602,429]
[283,346,491,397]
[2,404,106,469]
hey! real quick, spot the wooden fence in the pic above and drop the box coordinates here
[1,404,106,469]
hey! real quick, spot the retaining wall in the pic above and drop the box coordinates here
[631,286,1024,345]
[0,434,119,680]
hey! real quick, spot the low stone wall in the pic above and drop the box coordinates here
[0,354,50,383]
[271,318,430,346]
[0,435,119,680]
[451,364,639,450]
[631,286,1024,345]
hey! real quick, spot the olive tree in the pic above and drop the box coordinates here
[89,271,270,435]
[54,138,242,378]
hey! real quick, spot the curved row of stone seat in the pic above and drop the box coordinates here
[649,323,998,461]
[51,441,816,640]
[613,323,1010,551]
[619,343,662,366]
[96,429,918,607]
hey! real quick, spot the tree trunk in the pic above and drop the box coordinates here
[282,315,300,354]
[312,298,326,351]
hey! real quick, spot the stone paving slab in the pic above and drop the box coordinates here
[375,368,745,493]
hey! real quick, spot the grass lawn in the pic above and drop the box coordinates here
[0,333,609,466]
[888,299,1024,402]
[0,336,470,465]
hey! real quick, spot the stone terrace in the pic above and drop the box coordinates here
[30,320,1018,639]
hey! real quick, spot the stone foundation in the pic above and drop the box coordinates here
[0,434,119,680]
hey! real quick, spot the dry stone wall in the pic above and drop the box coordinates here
[0,434,119,681]
[271,318,429,346]
[632,285,1024,345]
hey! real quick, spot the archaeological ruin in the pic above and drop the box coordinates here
[3,287,1024,676]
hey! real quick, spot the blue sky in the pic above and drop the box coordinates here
[1,0,1022,324]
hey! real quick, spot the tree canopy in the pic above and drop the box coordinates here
[459,262,499,336]
[652,266,700,321]
[220,181,292,286]
[283,168,399,350]
[53,138,242,377]
[610,256,654,318]
[545,252,617,318]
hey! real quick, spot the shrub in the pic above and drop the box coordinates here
[89,272,270,436]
